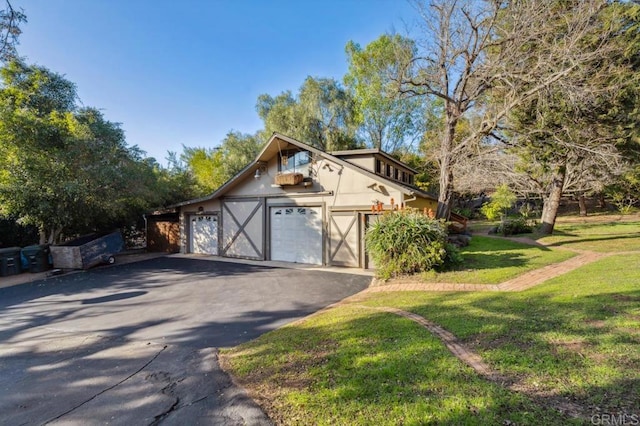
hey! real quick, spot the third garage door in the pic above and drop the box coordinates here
[270,206,322,265]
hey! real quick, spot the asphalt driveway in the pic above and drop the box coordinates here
[0,256,371,425]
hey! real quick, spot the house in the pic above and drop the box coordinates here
[170,133,438,268]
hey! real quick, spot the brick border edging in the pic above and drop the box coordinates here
[354,304,588,420]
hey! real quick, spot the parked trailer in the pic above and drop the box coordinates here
[50,231,124,270]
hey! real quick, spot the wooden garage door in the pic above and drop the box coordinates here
[190,215,218,254]
[329,212,359,267]
[270,206,323,265]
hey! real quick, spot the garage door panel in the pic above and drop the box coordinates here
[190,215,218,255]
[270,206,322,265]
[222,200,264,259]
[330,213,358,267]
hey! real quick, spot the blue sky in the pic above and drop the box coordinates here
[16,0,418,164]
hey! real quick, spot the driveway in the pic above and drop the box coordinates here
[0,256,371,425]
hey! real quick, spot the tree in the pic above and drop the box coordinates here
[504,1,640,233]
[0,1,25,61]
[180,130,263,195]
[344,35,426,153]
[257,76,360,151]
[151,152,201,207]
[0,61,157,243]
[180,145,225,194]
[390,0,616,220]
[219,130,262,177]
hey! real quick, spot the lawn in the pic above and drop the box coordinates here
[420,236,575,284]
[534,219,640,252]
[221,219,640,425]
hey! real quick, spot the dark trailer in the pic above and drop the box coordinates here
[50,231,124,270]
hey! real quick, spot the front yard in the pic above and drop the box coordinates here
[220,216,640,425]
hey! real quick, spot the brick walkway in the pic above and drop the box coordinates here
[366,245,610,294]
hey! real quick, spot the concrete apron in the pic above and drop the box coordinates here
[172,253,376,277]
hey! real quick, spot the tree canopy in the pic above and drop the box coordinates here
[257,76,360,151]
[0,61,158,243]
[344,35,426,153]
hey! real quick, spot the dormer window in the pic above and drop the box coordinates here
[375,159,383,174]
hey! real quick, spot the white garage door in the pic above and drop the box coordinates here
[270,206,322,265]
[190,215,218,254]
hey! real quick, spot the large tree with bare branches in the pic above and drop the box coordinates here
[391,0,618,220]
[0,1,25,61]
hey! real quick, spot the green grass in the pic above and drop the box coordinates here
[420,235,575,284]
[223,254,640,425]
[222,217,640,425]
[365,254,640,417]
[222,306,572,425]
[534,220,640,252]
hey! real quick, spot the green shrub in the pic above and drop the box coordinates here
[480,184,517,221]
[366,209,458,279]
[497,217,534,236]
[453,207,473,219]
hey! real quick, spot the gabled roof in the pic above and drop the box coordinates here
[169,133,436,208]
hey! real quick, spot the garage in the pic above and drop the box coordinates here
[190,215,218,254]
[270,206,322,265]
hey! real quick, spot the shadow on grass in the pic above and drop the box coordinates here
[540,232,640,248]
[226,310,565,425]
[455,251,528,271]
[463,236,552,253]
[398,288,640,418]
[226,283,640,424]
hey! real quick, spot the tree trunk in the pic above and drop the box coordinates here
[597,192,606,209]
[578,193,587,217]
[436,169,454,219]
[436,116,457,220]
[539,165,566,235]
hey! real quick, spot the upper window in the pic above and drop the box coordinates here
[280,150,312,176]
[375,159,383,174]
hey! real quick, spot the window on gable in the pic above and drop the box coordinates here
[394,168,400,180]
[375,159,383,174]
[280,150,312,176]
[386,164,393,178]
[408,174,414,185]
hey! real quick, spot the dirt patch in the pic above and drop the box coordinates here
[585,319,607,328]
[553,340,588,352]
[468,333,536,353]
[611,294,640,302]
